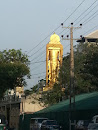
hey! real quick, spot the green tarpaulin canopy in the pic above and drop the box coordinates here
[19,92,98,130]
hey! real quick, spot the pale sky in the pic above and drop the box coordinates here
[0,0,98,89]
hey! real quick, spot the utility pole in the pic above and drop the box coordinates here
[61,23,82,130]
[38,76,40,92]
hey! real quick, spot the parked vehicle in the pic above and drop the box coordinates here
[91,115,98,124]
[88,124,98,130]
[41,120,62,130]
[88,115,98,130]
[75,120,89,130]
[30,117,48,130]
[0,114,6,130]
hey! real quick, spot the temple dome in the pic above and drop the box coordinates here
[50,33,60,44]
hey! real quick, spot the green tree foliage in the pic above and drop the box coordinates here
[42,42,98,105]
[42,83,65,105]
[24,89,31,96]
[74,43,98,93]
[31,84,39,93]
[0,49,30,98]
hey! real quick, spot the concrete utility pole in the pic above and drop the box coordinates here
[38,76,40,91]
[61,23,82,130]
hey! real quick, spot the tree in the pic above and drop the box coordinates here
[74,43,98,93]
[80,43,98,91]
[0,49,30,98]
[42,83,65,105]
[31,84,39,93]
[24,89,31,96]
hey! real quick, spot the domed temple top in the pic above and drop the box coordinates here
[49,33,61,44]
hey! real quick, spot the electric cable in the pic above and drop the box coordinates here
[61,0,98,38]
[82,10,98,25]
[27,0,86,55]
[30,41,70,74]
[30,39,70,67]
[29,0,98,64]
[82,24,98,36]
[31,21,98,75]
[28,0,98,82]
[31,74,46,79]
[31,72,46,76]
[30,34,70,63]
[83,12,98,25]
[30,49,45,63]
[30,60,46,64]
[62,0,86,24]
[30,61,45,72]
[28,0,90,65]
[74,0,98,25]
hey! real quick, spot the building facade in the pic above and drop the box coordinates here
[0,89,45,129]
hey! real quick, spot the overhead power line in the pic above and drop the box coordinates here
[30,60,46,64]
[82,24,98,36]
[30,62,45,72]
[27,0,86,55]
[30,49,46,62]
[30,44,71,75]
[29,0,87,65]
[31,72,46,76]
[62,0,98,37]
[74,0,98,25]
[62,0,86,24]
[30,36,70,64]
[31,75,45,79]
[83,11,98,25]
[29,0,98,73]
[30,0,97,66]
[30,35,67,63]
[30,22,98,72]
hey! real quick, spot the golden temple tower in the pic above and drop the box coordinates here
[44,33,63,91]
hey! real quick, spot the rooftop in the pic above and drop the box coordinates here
[77,30,98,42]
[85,30,98,39]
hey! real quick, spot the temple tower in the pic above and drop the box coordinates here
[44,33,63,91]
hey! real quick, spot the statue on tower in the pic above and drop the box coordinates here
[44,33,63,91]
